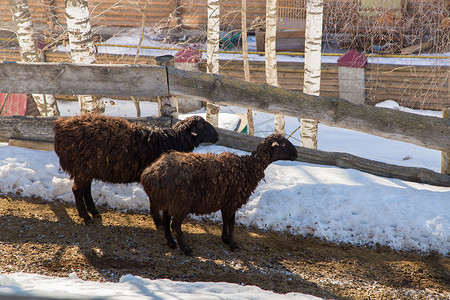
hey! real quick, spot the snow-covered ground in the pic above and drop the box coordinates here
[89,27,450,67]
[0,99,448,299]
[0,273,317,300]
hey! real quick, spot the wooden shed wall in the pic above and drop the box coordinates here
[0,0,176,28]
[1,0,446,31]
[0,0,346,29]
[0,0,265,29]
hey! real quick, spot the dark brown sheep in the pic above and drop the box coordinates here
[53,114,219,224]
[140,134,298,255]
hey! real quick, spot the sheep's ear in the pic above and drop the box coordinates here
[271,141,279,147]
[191,125,199,136]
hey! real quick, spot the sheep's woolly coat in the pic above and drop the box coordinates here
[54,114,216,185]
[140,134,298,254]
[141,134,298,217]
[53,114,218,223]
[144,151,266,216]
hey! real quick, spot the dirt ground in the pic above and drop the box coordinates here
[0,194,448,300]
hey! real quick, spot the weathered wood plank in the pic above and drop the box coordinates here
[0,62,169,97]
[0,116,57,143]
[1,62,449,152]
[216,128,450,187]
[8,138,54,151]
[167,66,450,152]
[0,116,173,143]
[1,116,449,187]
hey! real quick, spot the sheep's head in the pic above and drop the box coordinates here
[253,134,298,162]
[173,116,219,145]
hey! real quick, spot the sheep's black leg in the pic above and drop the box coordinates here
[171,214,192,255]
[227,212,238,251]
[150,202,163,229]
[221,210,239,251]
[72,181,91,224]
[162,211,176,249]
[221,209,230,242]
[83,181,101,220]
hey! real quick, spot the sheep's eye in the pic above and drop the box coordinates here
[281,142,286,147]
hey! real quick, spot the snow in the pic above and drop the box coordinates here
[6,26,449,299]
[0,273,317,300]
[57,27,450,67]
[0,99,449,299]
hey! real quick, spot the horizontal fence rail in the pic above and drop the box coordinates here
[166,66,450,152]
[0,61,449,152]
[0,62,169,97]
[1,49,448,110]
[1,115,449,187]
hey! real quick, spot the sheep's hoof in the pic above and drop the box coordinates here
[182,247,193,256]
[229,242,239,252]
[222,236,239,251]
[152,214,163,229]
[167,240,177,249]
[153,220,163,229]
[83,218,94,225]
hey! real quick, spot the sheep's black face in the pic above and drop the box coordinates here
[191,117,219,145]
[268,134,298,162]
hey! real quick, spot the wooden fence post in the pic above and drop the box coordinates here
[174,47,203,112]
[337,50,368,105]
[442,107,450,174]
[155,55,178,119]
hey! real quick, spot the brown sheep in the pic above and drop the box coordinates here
[140,134,298,255]
[53,114,219,224]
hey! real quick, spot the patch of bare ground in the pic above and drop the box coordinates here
[0,195,449,299]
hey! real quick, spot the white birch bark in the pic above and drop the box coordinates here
[9,0,60,116]
[301,0,323,149]
[65,0,104,115]
[130,0,148,117]
[265,0,285,135]
[242,0,254,135]
[206,0,221,127]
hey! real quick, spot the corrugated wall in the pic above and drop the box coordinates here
[0,0,176,28]
[2,0,444,30]
[177,0,266,29]
[365,64,449,110]
[0,0,265,29]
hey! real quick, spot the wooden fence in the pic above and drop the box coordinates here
[0,61,450,186]
[0,61,449,151]
[2,115,450,187]
[0,49,448,110]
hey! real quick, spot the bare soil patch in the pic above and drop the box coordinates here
[0,195,448,299]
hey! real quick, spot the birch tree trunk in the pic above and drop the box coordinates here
[265,0,285,135]
[9,0,60,116]
[130,0,148,117]
[206,0,220,127]
[242,0,254,135]
[441,108,450,174]
[65,0,104,115]
[301,0,323,149]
